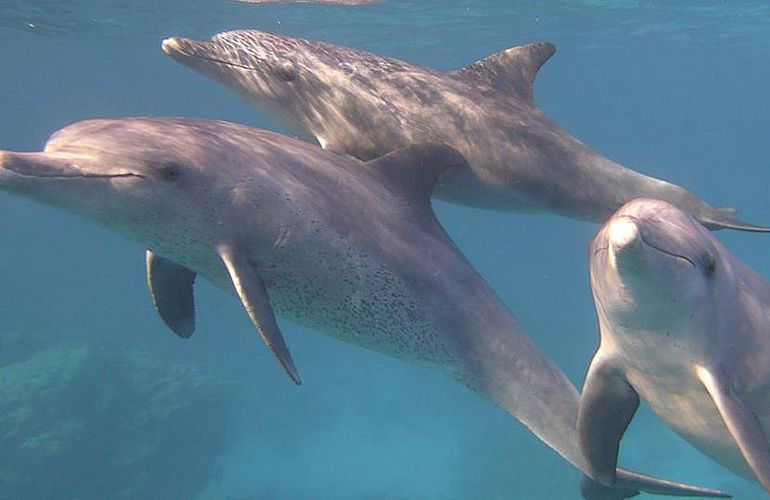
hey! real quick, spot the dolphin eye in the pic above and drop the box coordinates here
[277,63,297,82]
[705,255,717,276]
[156,162,182,182]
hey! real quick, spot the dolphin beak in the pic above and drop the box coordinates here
[161,37,187,57]
[606,214,696,269]
[161,37,205,62]
[0,151,76,177]
[607,216,642,255]
[0,151,143,180]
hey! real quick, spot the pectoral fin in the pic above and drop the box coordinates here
[146,250,196,338]
[697,365,770,492]
[578,354,639,486]
[218,244,301,385]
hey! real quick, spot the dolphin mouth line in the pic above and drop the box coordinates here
[638,233,696,267]
[194,55,258,72]
[166,43,260,72]
[592,231,696,268]
[4,171,145,180]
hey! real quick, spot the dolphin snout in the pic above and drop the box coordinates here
[0,151,47,176]
[0,151,142,180]
[0,151,81,177]
[607,216,641,253]
[161,37,192,58]
[606,214,697,269]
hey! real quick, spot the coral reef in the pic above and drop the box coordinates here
[0,338,232,500]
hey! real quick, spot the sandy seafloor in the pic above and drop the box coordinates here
[0,1,769,498]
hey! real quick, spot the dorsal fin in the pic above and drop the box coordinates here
[364,144,469,205]
[451,42,555,102]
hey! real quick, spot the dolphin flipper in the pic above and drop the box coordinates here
[146,250,197,338]
[577,376,722,499]
[698,365,770,491]
[218,244,301,385]
[578,354,640,486]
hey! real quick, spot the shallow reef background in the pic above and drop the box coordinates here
[0,335,232,499]
[0,1,769,499]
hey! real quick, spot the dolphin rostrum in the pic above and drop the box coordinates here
[580,197,770,494]
[161,30,768,232]
[0,118,728,498]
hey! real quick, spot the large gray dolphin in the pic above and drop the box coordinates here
[161,30,768,232]
[579,197,770,494]
[0,118,728,498]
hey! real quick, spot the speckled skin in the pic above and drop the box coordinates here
[0,119,726,498]
[587,198,770,490]
[163,30,768,231]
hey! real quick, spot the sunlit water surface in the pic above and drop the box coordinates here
[0,1,769,499]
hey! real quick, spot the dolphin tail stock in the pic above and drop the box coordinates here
[701,207,770,233]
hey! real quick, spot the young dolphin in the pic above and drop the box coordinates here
[0,118,727,499]
[580,197,770,494]
[161,30,768,232]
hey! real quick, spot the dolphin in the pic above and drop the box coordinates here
[161,30,768,232]
[0,117,728,498]
[579,197,770,494]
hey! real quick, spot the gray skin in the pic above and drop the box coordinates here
[0,118,729,499]
[580,198,770,494]
[161,30,768,232]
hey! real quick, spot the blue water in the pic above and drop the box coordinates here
[1,1,769,498]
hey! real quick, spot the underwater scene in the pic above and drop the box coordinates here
[1,1,770,499]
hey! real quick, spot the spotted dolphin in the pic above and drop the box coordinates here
[580,197,770,494]
[0,118,727,498]
[161,30,768,232]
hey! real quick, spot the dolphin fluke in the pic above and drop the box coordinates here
[612,469,730,498]
[702,207,770,233]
